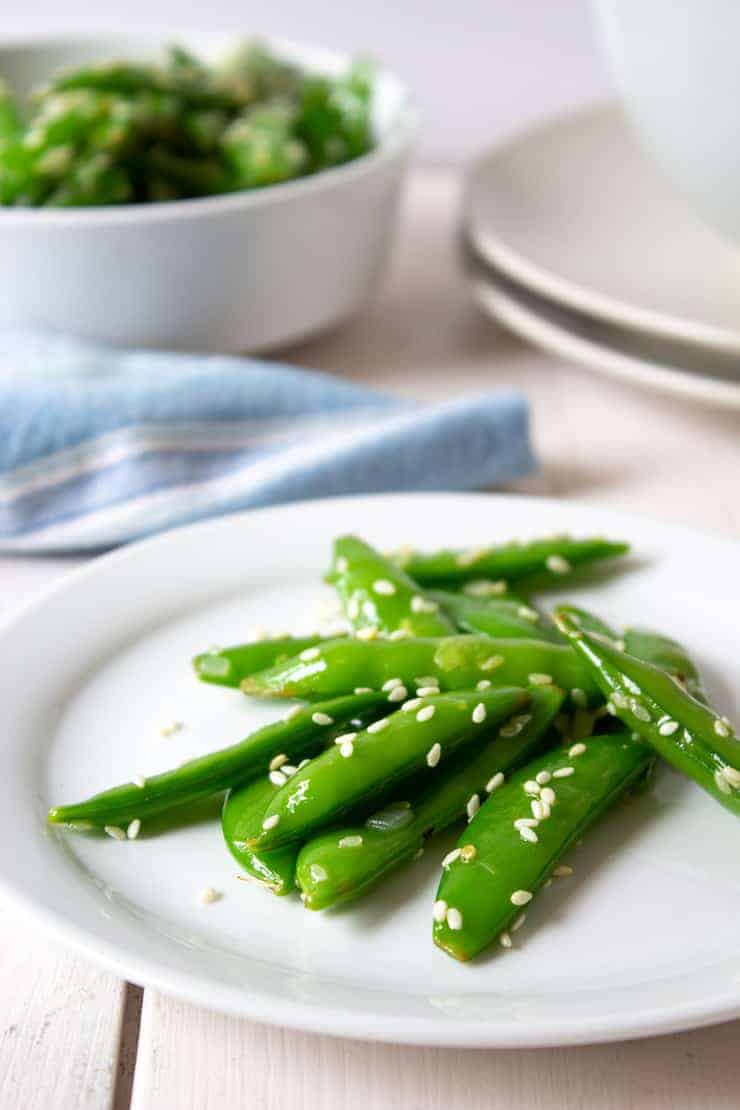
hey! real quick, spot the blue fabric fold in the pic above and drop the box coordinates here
[0,331,537,552]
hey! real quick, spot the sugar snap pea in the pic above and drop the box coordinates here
[240,634,601,705]
[433,730,653,961]
[296,685,564,909]
[428,588,559,642]
[252,687,530,851]
[623,625,705,703]
[194,634,329,688]
[47,691,387,831]
[328,534,455,637]
[555,606,739,814]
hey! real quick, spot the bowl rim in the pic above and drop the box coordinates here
[0,31,417,226]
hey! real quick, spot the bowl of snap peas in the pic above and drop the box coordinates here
[0,33,416,351]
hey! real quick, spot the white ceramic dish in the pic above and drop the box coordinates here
[1,492,740,1047]
[465,254,740,410]
[464,103,740,354]
[0,34,415,352]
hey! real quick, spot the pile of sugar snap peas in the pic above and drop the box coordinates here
[49,533,739,961]
[0,41,373,207]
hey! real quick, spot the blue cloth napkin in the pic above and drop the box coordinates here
[0,331,536,552]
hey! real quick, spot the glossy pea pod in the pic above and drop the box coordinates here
[222,699,388,893]
[393,536,629,587]
[433,730,653,961]
[296,685,564,910]
[240,634,601,705]
[47,691,388,832]
[194,634,330,689]
[555,606,739,814]
[252,687,531,851]
[327,534,455,637]
[623,625,705,703]
[428,588,559,642]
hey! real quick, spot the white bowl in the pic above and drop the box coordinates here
[0,33,416,352]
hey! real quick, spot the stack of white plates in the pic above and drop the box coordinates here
[462,103,740,409]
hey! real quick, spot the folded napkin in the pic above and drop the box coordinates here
[0,331,536,553]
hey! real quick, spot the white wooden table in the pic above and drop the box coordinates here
[1,169,739,1110]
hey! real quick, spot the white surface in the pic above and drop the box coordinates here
[465,103,740,352]
[1,493,740,1047]
[466,265,740,410]
[594,0,740,242]
[1,169,739,1105]
[0,33,414,352]
[0,1,610,163]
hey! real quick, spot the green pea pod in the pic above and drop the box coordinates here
[222,698,387,893]
[241,634,601,705]
[194,635,331,688]
[253,687,530,851]
[328,534,455,637]
[428,588,559,642]
[433,730,653,961]
[623,625,705,703]
[47,691,388,832]
[296,685,564,909]
[555,606,739,814]
[0,80,23,147]
[393,537,629,587]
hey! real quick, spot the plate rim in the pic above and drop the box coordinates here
[464,100,740,356]
[2,491,740,1048]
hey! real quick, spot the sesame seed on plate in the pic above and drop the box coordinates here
[426,742,442,768]
[519,826,538,843]
[511,890,533,906]
[457,547,485,567]
[402,697,423,711]
[524,780,540,795]
[199,886,221,905]
[415,676,437,687]
[282,765,297,777]
[382,677,404,691]
[411,596,439,613]
[460,844,477,862]
[339,835,363,848]
[568,743,586,757]
[553,864,573,877]
[300,647,321,661]
[312,712,334,726]
[606,702,616,716]
[467,793,481,820]
[104,825,126,841]
[536,770,552,785]
[472,703,487,724]
[388,685,408,702]
[269,753,288,771]
[714,769,732,795]
[373,579,396,596]
[553,766,574,779]
[514,818,539,830]
[446,906,464,930]
[126,819,141,840]
[367,717,390,734]
[631,702,651,722]
[499,931,513,948]
[486,771,505,793]
[262,814,280,830]
[546,554,572,575]
[715,719,731,738]
[417,705,436,722]
[269,770,287,787]
[659,720,679,736]
[310,864,328,882]
[480,655,505,671]
[612,691,629,709]
[528,673,553,686]
[433,899,448,922]
[540,786,557,806]
[334,732,357,745]
[531,800,545,820]
[623,677,642,695]
[297,759,311,770]
[339,741,354,758]
[511,913,526,932]
[442,848,461,868]
[354,686,373,694]
[476,679,492,691]
[417,685,440,697]
[132,774,146,788]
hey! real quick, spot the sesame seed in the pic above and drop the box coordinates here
[457,547,485,567]
[546,554,572,575]
[481,654,505,671]
[387,685,408,703]
[402,697,423,711]
[571,688,587,708]
[528,673,553,686]
[519,826,538,843]
[336,556,348,573]
[631,702,651,722]
[511,890,533,906]
[467,793,481,820]
[540,786,557,806]
[262,814,280,830]
[269,753,288,771]
[417,685,441,697]
[415,676,437,687]
[356,626,379,640]
[446,907,464,930]
[612,691,629,709]
[417,705,436,722]
[552,767,574,779]
[606,702,616,716]
[382,677,403,691]
[531,800,545,820]
[553,864,573,877]
[721,766,740,787]
[354,686,373,694]
[426,742,442,767]
[312,712,334,726]
[442,848,461,868]
[388,629,410,640]
[517,605,540,622]
[297,759,311,770]
[199,886,221,905]
[536,770,552,785]
[367,717,390,734]
[132,774,146,788]
[300,647,321,661]
[524,780,540,795]
[334,732,358,745]
[460,844,477,862]
[476,679,492,691]
[339,741,354,758]
[269,770,287,786]
[282,765,297,777]
[373,579,396,596]
[499,931,513,948]
[104,825,126,841]
[659,720,679,736]
[126,819,141,840]
[614,639,626,651]
[511,913,526,932]
[568,743,586,757]
[714,769,732,795]
[159,720,183,737]
[514,817,539,829]
[471,702,486,725]
[486,771,505,793]
[433,899,448,922]
[309,864,328,882]
[464,578,508,597]
[624,677,642,695]
[715,719,731,738]
[411,595,439,613]
[339,835,363,848]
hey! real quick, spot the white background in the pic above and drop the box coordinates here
[2,1,612,161]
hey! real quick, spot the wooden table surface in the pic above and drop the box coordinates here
[1,169,739,1110]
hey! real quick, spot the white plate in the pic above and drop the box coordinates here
[466,257,740,410]
[1,493,739,1047]
[464,103,740,354]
